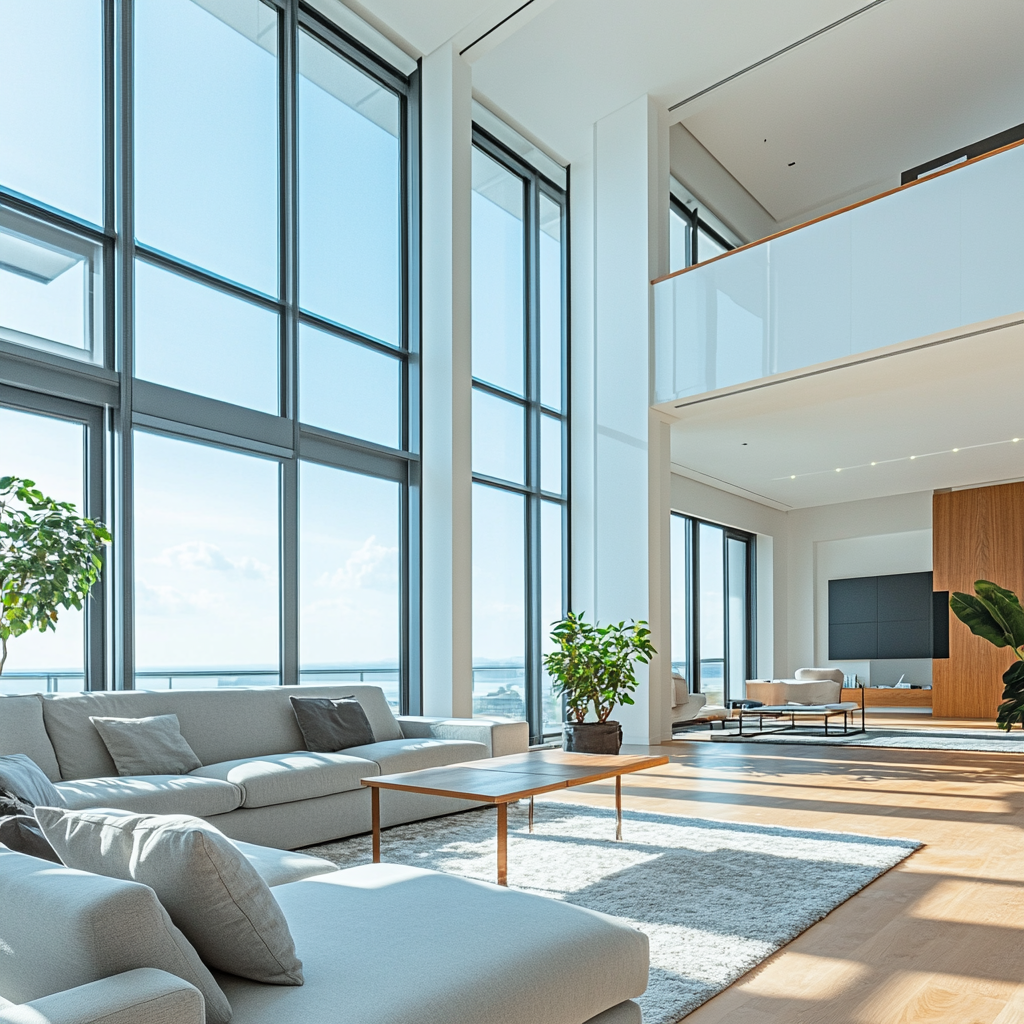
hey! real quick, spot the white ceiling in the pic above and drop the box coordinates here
[667,322,1024,510]
[349,0,1024,224]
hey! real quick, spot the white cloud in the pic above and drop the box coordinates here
[156,541,272,581]
[319,535,398,593]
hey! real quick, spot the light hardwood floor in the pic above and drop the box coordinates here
[540,720,1024,1023]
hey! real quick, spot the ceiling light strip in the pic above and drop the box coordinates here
[668,0,892,113]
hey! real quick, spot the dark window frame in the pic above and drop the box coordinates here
[671,512,755,705]
[471,125,569,745]
[669,194,734,268]
[0,0,420,710]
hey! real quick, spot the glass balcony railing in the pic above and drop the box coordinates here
[653,140,1024,405]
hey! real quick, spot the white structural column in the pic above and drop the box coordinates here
[576,95,671,744]
[420,42,474,718]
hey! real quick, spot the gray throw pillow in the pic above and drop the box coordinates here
[290,695,375,752]
[0,814,60,862]
[89,714,202,776]
[36,807,304,986]
[0,753,66,816]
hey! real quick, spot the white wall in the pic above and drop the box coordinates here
[669,472,935,683]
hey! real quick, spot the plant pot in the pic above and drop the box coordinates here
[562,721,623,754]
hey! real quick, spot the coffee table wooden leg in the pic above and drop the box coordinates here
[615,775,622,841]
[371,787,381,863]
[497,802,508,886]
[529,795,534,833]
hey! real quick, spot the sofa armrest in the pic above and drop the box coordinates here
[0,969,204,1024]
[396,716,529,757]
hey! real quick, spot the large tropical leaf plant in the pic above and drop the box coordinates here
[543,611,656,724]
[0,476,110,674]
[950,580,1024,730]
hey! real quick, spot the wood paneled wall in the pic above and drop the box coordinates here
[933,482,1024,718]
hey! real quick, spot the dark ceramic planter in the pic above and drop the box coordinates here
[562,721,623,754]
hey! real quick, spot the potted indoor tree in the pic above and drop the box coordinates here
[544,611,656,754]
[0,476,110,675]
[949,580,1024,730]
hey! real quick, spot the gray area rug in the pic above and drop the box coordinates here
[306,801,920,1022]
[686,726,1024,752]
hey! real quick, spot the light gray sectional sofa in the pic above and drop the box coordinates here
[0,685,528,848]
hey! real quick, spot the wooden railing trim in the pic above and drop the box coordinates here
[651,136,1024,286]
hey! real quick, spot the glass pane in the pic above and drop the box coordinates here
[472,390,524,484]
[0,209,101,360]
[538,194,563,410]
[698,522,724,705]
[727,537,748,699]
[670,514,689,684]
[135,0,279,294]
[299,323,401,449]
[472,148,524,394]
[0,1,103,223]
[540,500,564,734]
[540,413,562,495]
[299,30,401,345]
[134,260,279,413]
[299,462,400,712]
[472,483,525,719]
[669,206,691,273]
[133,432,280,686]
[0,408,85,694]
[697,225,727,264]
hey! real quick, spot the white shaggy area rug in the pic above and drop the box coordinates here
[306,801,920,1023]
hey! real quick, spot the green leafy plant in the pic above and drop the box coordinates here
[950,580,1024,730]
[543,611,656,724]
[0,476,110,674]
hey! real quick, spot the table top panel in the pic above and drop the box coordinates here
[362,750,669,801]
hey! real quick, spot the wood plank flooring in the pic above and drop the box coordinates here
[538,729,1024,1023]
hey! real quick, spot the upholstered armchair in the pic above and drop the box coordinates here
[670,674,728,727]
[746,668,846,707]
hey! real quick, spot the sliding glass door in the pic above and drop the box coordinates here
[670,514,755,706]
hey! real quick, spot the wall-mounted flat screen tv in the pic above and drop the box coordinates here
[828,571,949,660]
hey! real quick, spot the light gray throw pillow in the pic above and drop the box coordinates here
[0,752,66,815]
[89,714,202,776]
[36,807,304,986]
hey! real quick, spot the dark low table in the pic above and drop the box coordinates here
[361,749,669,885]
[737,689,866,737]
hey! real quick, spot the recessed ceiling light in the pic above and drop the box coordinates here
[910,455,916,460]
[1015,438,1020,443]
[870,461,877,466]
[835,468,841,473]
[952,448,959,453]
[790,475,796,480]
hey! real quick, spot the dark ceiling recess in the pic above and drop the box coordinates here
[902,122,1024,185]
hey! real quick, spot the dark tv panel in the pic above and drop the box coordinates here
[828,572,944,660]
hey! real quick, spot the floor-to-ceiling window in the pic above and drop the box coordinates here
[470,128,568,744]
[670,513,755,707]
[0,0,416,709]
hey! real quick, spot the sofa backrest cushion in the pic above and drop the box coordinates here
[41,685,403,780]
[0,694,62,781]
[0,847,231,1023]
[794,667,846,685]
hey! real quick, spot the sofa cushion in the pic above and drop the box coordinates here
[340,737,488,775]
[230,840,338,887]
[0,694,62,782]
[191,751,379,809]
[216,863,649,1024]
[90,714,202,776]
[0,847,231,1024]
[0,753,66,815]
[56,775,244,816]
[36,808,304,986]
[289,696,375,751]
[40,685,403,780]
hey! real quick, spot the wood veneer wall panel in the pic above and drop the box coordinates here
[933,483,1024,718]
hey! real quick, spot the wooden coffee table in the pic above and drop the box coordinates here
[361,749,669,885]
